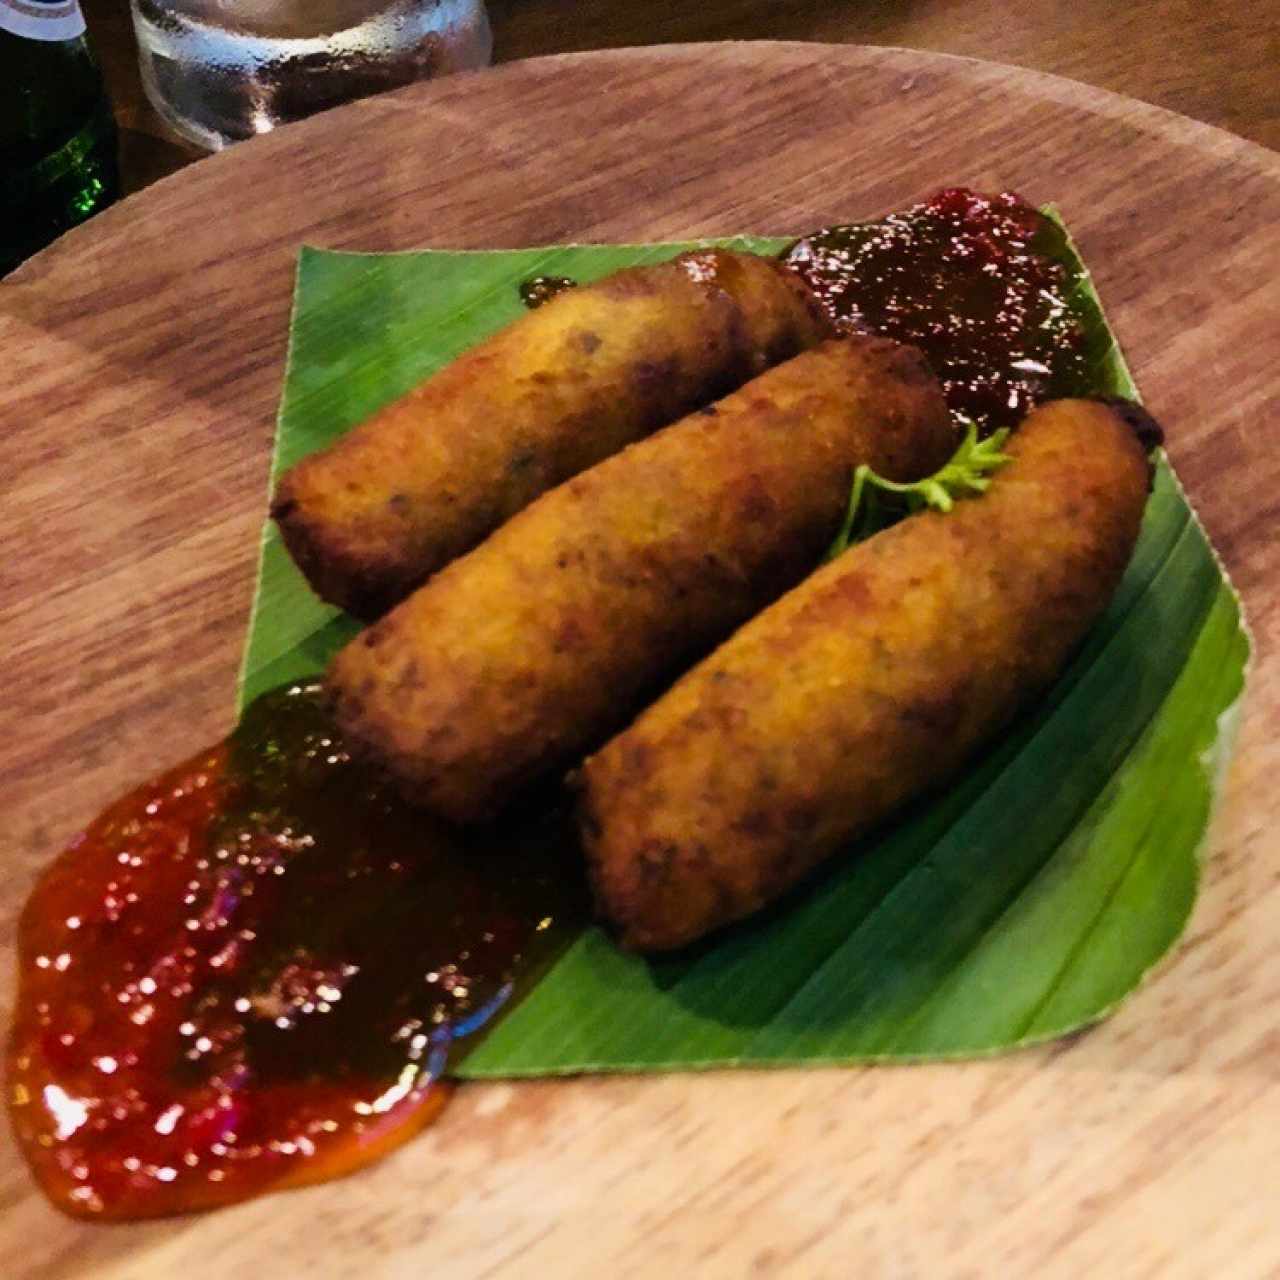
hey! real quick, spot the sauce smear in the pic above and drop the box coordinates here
[785,188,1090,433]
[8,683,584,1219]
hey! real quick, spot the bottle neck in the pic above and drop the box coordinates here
[0,0,87,43]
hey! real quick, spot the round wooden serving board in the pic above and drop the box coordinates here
[2,43,1278,1280]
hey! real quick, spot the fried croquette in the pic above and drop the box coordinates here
[578,398,1157,950]
[272,249,833,618]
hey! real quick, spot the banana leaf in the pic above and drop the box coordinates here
[238,223,1248,1072]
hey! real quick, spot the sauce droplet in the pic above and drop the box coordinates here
[519,275,577,309]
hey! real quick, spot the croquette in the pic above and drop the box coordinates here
[578,398,1156,950]
[273,249,833,618]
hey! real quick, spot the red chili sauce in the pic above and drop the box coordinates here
[13,189,1102,1220]
[8,683,583,1219]
[783,188,1091,434]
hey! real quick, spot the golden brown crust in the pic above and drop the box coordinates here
[578,399,1153,951]
[272,250,833,618]
[327,336,956,822]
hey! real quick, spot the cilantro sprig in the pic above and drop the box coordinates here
[826,419,1013,560]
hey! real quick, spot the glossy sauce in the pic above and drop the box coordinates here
[785,188,1090,433]
[518,274,577,309]
[8,683,584,1219]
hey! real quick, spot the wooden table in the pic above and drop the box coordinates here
[86,0,1280,192]
[3,40,1279,1280]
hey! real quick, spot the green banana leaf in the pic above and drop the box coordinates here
[239,223,1248,1072]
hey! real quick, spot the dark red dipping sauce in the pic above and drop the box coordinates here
[8,683,583,1219]
[784,188,1091,434]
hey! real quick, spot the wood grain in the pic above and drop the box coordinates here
[488,0,1280,150]
[83,0,1280,191]
[2,43,1278,1280]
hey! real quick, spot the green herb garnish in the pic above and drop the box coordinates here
[826,419,1013,559]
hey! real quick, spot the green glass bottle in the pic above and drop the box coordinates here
[1,0,121,277]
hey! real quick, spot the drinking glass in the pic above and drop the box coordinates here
[131,0,492,150]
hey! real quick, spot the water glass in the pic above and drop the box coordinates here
[132,0,492,151]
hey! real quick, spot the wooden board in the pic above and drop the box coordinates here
[2,43,1278,1279]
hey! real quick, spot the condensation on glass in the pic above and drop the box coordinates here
[131,0,492,150]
